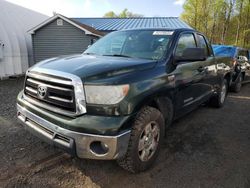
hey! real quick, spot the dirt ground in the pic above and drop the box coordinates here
[0,77,250,188]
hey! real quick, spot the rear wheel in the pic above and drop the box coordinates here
[209,79,228,108]
[230,73,242,93]
[117,106,164,173]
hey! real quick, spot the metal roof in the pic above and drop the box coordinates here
[71,17,191,32]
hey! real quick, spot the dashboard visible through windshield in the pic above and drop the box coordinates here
[84,30,173,60]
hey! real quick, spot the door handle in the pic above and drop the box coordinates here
[197,66,204,72]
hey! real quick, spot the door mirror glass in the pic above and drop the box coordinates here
[174,48,206,62]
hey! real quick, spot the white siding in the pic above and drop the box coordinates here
[0,0,48,79]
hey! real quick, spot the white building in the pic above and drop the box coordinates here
[0,0,48,79]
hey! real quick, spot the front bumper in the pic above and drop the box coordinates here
[17,104,131,160]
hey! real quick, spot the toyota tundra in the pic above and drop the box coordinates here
[17,28,233,173]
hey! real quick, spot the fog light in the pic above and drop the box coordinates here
[90,141,109,155]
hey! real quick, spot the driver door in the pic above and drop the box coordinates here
[173,32,213,115]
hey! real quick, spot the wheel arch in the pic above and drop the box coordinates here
[134,93,175,129]
[118,91,175,134]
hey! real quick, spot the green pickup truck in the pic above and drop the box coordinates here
[17,28,233,173]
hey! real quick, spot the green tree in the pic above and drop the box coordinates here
[103,9,143,18]
[104,11,117,18]
[181,0,250,48]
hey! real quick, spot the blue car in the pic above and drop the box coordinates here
[212,45,250,92]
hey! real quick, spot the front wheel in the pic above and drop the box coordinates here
[209,79,228,108]
[117,106,164,173]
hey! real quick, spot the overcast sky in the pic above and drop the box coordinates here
[5,0,185,17]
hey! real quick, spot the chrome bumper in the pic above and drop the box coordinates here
[17,104,131,160]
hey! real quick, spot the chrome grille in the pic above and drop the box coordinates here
[24,72,76,113]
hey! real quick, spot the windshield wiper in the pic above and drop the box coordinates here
[102,54,133,58]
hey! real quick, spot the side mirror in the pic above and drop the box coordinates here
[174,48,206,63]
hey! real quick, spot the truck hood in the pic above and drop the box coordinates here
[33,54,157,80]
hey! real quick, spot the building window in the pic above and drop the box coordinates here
[57,19,63,26]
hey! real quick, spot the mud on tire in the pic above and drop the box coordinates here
[230,73,242,93]
[117,106,164,173]
[209,78,228,108]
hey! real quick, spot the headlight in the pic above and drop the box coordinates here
[84,85,129,105]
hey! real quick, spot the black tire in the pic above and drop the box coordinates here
[117,106,164,173]
[209,79,228,108]
[230,73,242,93]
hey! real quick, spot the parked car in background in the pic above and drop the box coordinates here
[17,28,235,173]
[212,45,250,92]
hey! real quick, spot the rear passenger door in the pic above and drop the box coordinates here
[196,33,218,91]
[173,32,214,113]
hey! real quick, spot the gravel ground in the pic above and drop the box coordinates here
[0,77,250,188]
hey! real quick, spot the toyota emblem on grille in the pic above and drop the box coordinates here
[37,85,47,99]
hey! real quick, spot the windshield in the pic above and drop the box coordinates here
[212,45,237,58]
[84,30,173,60]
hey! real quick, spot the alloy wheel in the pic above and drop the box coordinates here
[138,121,160,162]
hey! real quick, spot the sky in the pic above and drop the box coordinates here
[5,0,185,17]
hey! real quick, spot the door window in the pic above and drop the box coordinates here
[175,33,197,57]
[197,34,211,57]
